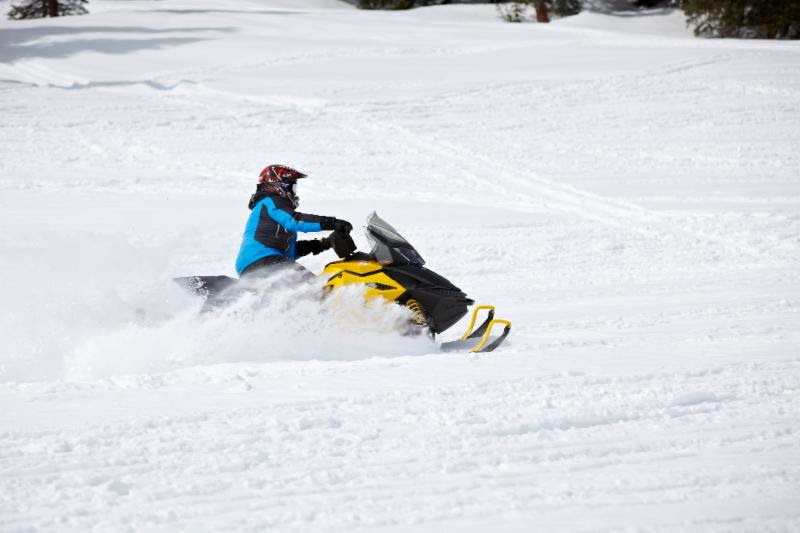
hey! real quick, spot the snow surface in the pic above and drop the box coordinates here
[1,1,799,531]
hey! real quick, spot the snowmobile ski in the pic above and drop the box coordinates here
[440,305,512,353]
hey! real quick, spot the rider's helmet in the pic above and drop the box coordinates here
[257,164,307,207]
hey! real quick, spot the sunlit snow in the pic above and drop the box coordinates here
[1,1,799,531]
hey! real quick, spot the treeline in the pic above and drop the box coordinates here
[7,0,799,39]
[357,0,799,39]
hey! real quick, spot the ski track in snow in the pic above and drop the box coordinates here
[1,1,799,531]
[363,118,800,268]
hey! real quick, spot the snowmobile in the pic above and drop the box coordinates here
[176,213,511,353]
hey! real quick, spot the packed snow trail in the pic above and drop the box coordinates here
[1,1,799,531]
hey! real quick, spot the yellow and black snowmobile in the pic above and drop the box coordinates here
[323,213,511,353]
[176,213,511,353]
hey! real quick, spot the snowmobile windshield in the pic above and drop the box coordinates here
[365,212,425,266]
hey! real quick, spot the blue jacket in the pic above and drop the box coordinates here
[235,194,331,275]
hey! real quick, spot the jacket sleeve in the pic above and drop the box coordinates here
[265,197,334,233]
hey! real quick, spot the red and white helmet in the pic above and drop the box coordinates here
[257,164,307,207]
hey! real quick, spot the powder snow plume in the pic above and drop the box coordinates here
[0,231,430,383]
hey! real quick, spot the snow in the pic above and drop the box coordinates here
[1,1,799,531]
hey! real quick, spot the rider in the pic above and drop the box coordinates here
[235,164,353,278]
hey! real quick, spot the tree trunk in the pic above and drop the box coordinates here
[47,0,59,17]
[533,0,550,22]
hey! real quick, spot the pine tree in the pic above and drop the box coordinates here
[496,0,581,23]
[680,0,800,38]
[357,0,410,7]
[357,0,439,8]
[533,0,550,22]
[8,0,88,20]
[550,0,581,16]
[496,2,529,22]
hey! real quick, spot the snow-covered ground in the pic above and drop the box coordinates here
[1,1,799,530]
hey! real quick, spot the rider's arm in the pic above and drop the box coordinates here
[265,197,337,233]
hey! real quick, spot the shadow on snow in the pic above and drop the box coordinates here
[0,25,235,62]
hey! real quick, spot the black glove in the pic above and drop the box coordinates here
[328,230,357,258]
[295,238,332,258]
[334,219,353,234]
[319,217,352,233]
[319,216,336,231]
